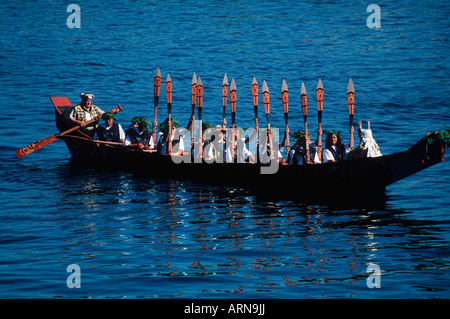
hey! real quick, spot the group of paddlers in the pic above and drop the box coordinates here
[71,89,382,165]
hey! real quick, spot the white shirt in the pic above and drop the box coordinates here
[192,140,215,160]
[226,137,253,163]
[258,143,283,163]
[322,144,351,163]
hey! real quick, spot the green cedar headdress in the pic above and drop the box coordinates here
[129,116,140,124]
[202,121,213,132]
[325,130,342,138]
[291,130,311,143]
[158,118,180,132]
[102,112,118,121]
[138,117,150,131]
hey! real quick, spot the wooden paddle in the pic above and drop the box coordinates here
[62,134,124,146]
[190,72,197,151]
[316,78,323,162]
[252,77,259,162]
[166,73,173,155]
[16,104,123,158]
[152,67,161,147]
[230,78,237,161]
[347,78,355,150]
[300,82,311,164]
[196,76,203,158]
[222,74,228,130]
[281,79,290,157]
[262,80,272,160]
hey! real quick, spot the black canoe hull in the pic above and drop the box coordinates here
[56,133,444,199]
[52,96,446,200]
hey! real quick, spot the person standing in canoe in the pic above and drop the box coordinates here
[124,117,154,150]
[322,127,354,163]
[69,93,104,137]
[93,111,125,144]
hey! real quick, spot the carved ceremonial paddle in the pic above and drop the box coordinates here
[196,76,203,158]
[316,78,323,162]
[222,74,228,130]
[166,73,173,155]
[152,67,161,147]
[230,78,237,160]
[252,77,259,162]
[347,78,355,150]
[262,80,273,160]
[281,79,290,156]
[300,82,310,164]
[189,72,197,151]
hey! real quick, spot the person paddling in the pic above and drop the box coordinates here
[69,93,104,137]
[322,127,353,163]
[93,111,125,144]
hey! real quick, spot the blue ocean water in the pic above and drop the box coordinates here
[0,0,449,299]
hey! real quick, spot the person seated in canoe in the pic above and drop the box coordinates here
[93,111,125,144]
[225,127,256,163]
[346,122,382,160]
[156,118,184,156]
[192,121,214,161]
[128,116,140,129]
[206,125,227,163]
[69,93,104,137]
[288,130,320,165]
[258,127,285,165]
[124,117,154,150]
[322,127,353,163]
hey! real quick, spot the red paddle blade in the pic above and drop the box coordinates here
[16,135,59,158]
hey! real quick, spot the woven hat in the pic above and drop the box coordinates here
[80,93,94,100]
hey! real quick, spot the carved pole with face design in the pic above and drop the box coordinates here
[222,74,228,130]
[301,82,310,164]
[252,77,259,163]
[196,77,203,159]
[166,73,172,155]
[347,78,355,150]
[281,79,290,157]
[190,73,197,151]
[316,79,323,162]
[230,78,237,161]
[152,67,161,146]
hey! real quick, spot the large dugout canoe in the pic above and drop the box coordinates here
[51,96,448,200]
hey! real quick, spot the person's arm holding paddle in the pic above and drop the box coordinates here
[69,93,104,129]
